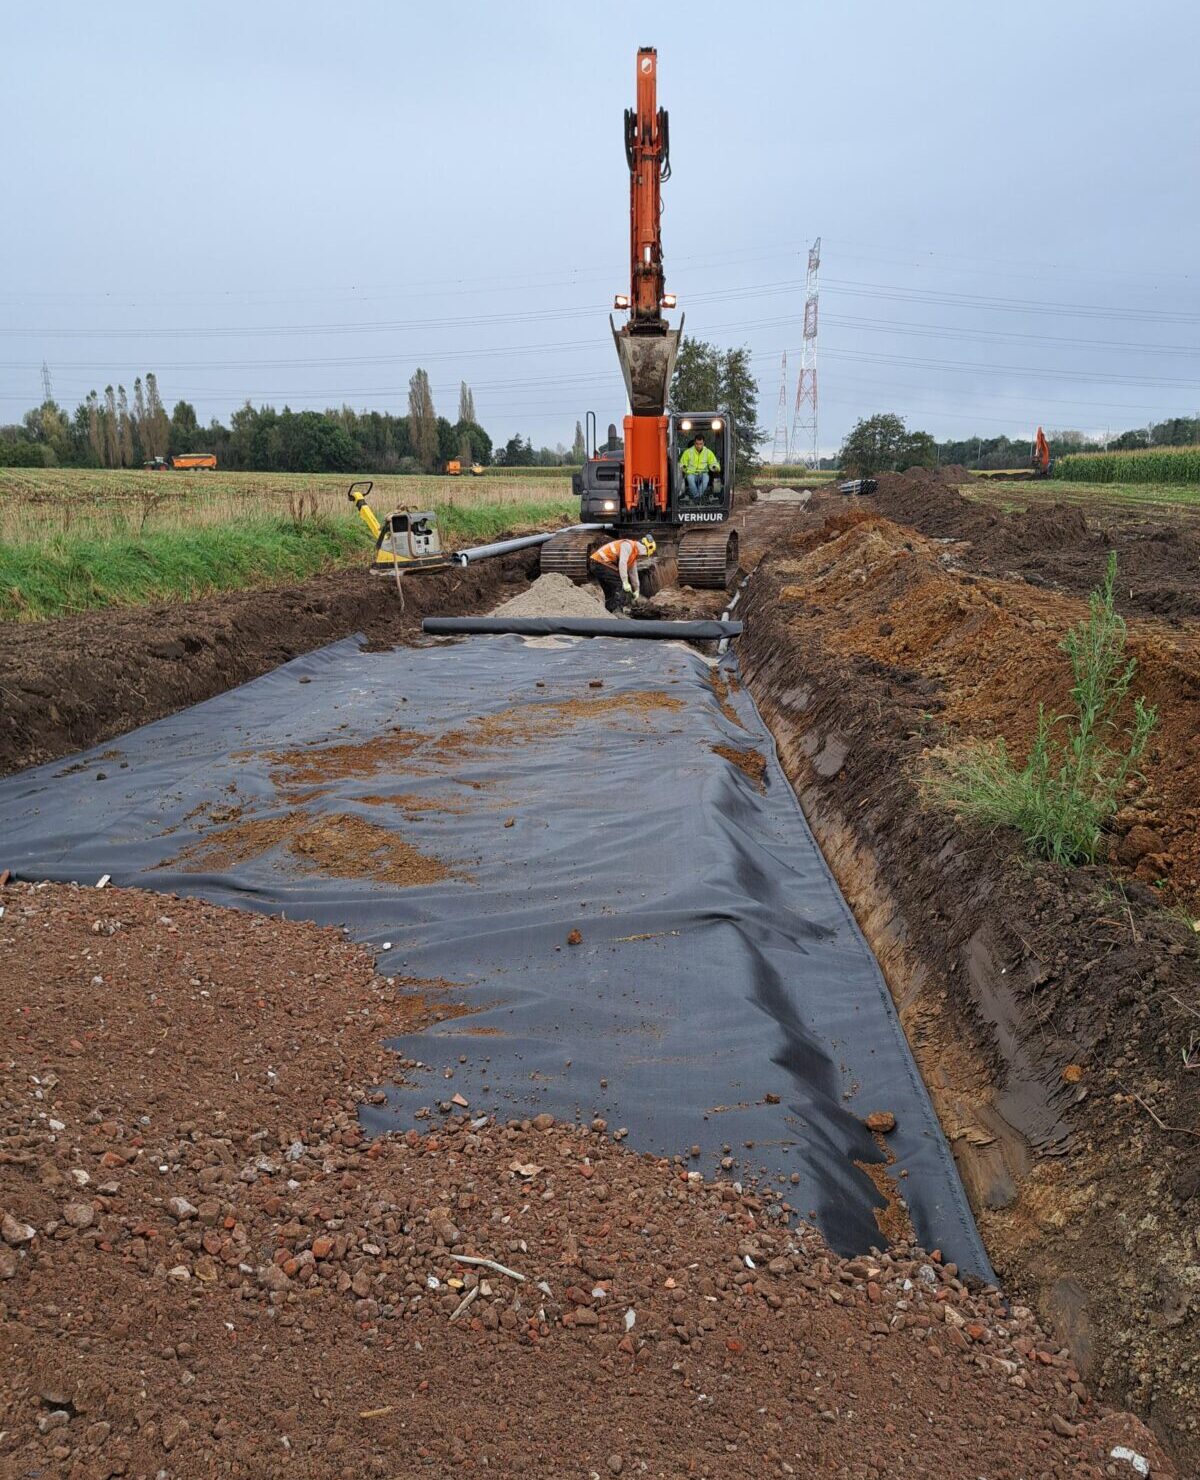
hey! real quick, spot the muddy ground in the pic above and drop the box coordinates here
[0,883,1171,1479]
[869,466,1200,620]
[738,481,1200,1468]
[2,487,1199,1470]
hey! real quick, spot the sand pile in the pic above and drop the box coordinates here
[490,571,610,619]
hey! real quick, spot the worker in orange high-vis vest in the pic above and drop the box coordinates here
[588,533,657,612]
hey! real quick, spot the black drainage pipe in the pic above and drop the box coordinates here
[422,616,743,641]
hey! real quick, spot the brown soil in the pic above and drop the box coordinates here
[0,550,540,779]
[264,691,685,791]
[0,880,1172,1480]
[869,467,1200,619]
[711,742,767,789]
[707,667,747,730]
[165,810,452,887]
[170,812,302,870]
[263,731,430,788]
[740,505,1200,1468]
[289,813,452,887]
[854,1140,916,1247]
[778,512,1200,906]
[357,792,470,815]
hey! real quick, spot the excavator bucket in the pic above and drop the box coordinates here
[612,316,683,417]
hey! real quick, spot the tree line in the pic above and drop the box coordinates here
[839,413,1200,477]
[2,338,765,474]
[0,372,583,473]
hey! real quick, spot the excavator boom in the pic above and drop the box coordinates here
[627,46,668,325]
[612,47,681,418]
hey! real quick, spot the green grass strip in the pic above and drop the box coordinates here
[0,500,576,622]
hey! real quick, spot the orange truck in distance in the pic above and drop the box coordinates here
[144,454,218,471]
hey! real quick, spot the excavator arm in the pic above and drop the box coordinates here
[1033,426,1051,476]
[612,47,682,420]
[625,47,670,326]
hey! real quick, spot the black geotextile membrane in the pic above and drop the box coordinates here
[0,633,992,1277]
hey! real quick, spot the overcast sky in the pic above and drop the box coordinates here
[3,0,1198,457]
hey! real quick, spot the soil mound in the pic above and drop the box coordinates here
[780,513,1200,905]
[869,470,1200,619]
[1019,501,1090,550]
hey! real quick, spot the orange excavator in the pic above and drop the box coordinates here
[1032,426,1052,477]
[540,48,739,591]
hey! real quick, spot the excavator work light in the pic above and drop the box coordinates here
[661,293,677,308]
[710,419,723,431]
[680,419,692,432]
[601,499,617,512]
[613,294,631,310]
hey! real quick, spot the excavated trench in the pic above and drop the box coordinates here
[2,494,1196,1466]
[732,506,1200,1470]
[0,628,992,1277]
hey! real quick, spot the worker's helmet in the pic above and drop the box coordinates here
[640,534,657,556]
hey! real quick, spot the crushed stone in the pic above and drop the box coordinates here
[490,571,611,619]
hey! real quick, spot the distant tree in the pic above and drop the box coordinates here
[408,368,438,470]
[435,416,458,466]
[896,428,936,471]
[718,346,763,471]
[1111,429,1148,451]
[670,339,722,413]
[458,381,476,425]
[133,378,148,457]
[1048,428,1091,453]
[144,374,171,458]
[453,418,492,467]
[839,413,908,476]
[572,420,585,461]
[0,438,51,467]
[169,400,201,455]
[103,386,119,468]
[85,392,104,465]
[22,400,71,465]
[670,339,763,471]
[496,433,536,466]
[117,386,134,466]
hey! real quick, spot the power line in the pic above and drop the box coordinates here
[824,277,1200,325]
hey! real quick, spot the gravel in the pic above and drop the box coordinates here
[490,571,610,619]
[0,879,1176,1479]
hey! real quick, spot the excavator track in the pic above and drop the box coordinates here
[539,529,606,583]
[676,526,739,589]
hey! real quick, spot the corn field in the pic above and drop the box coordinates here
[1055,447,1200,485]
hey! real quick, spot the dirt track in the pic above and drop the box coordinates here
[2,487,1198,1470]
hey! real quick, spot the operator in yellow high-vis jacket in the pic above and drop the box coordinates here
[679,431,721,502]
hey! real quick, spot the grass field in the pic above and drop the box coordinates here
[0,467,572,541]
[0,468,575,621]
[964,477,1200,520]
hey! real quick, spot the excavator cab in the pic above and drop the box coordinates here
[670,412,734,524]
